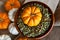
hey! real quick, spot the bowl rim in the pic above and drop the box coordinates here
[14,1,55,39]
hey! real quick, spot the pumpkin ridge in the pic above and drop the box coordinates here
[31,6,36,14]
[27,17,31,25]
[27,18,34,26]
[32,17,35,26]
[23,16,30,24]
[34,7,40,13]
[33,6,36,14]
[21,12,30,18]
[35,12,42,17]
[22,16,30,21]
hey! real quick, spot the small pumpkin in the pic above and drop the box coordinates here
[21,6,42,27]
[0,12,10,29]
[5,0,21,11]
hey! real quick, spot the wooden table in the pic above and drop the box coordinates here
[54,0,60,26]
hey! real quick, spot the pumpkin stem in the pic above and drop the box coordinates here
[11,3,14,6]
[31,13,36,17]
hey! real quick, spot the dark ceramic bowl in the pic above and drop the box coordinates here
[14,1,55,40]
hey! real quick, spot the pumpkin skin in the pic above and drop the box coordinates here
[21,6,42,27]
[5,0,21,11]
[17,37,28,40]
[0,12,10,29]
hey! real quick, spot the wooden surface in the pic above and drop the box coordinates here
[54,0,60,26]
[42,26,60,40]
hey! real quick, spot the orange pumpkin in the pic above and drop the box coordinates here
[5,0,21,11]
[21,6,42,27]
[0,12,10,29]
[18,37,28,40]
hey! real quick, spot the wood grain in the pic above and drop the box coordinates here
[41,26,60,40]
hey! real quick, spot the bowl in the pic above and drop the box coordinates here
[14,1,55,40]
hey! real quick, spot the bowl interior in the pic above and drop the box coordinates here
[14,1,54,39]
